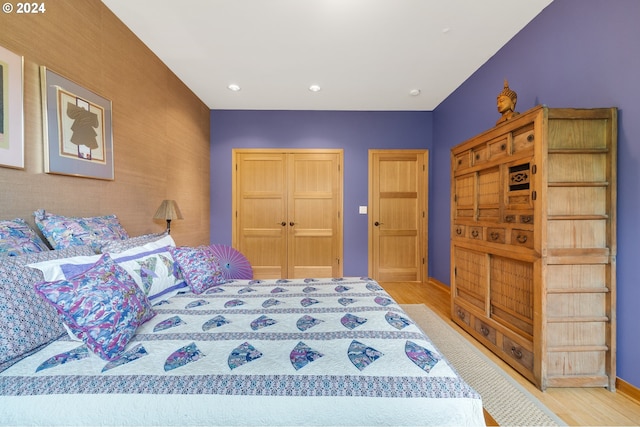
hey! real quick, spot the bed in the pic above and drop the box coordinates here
[0,213,484,426]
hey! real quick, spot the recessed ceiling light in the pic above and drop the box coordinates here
[409,89,421,96]
[309,84,321,92]
[227,84,241,92]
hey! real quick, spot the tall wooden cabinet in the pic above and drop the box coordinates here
[450,106,617,390]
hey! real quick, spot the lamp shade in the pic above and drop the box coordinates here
[153,200,183,221]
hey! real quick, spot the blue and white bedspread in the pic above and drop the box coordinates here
[0,277,484,426]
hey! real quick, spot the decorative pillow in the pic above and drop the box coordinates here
[97,231,168,253]
[170,246,226,294]
[33,209,129,252]
[0,245,95,372]
[0,218,50,256]
[30,235,187,304]
[34,254,156,361]
[110,235,187,302]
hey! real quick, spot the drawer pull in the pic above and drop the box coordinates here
[527,134,534,142]
[500,143,506,151]
[471,230,479,238]
[516,234,528,244]
[458,159,462,165]
[456,227,463,235]
[521,215,533,224]
[505,215,515,223]
[457,309,466,321]
[480,325,490,336]
[475,154,480,160]
[490,232,500,241]
[511,346,523,359]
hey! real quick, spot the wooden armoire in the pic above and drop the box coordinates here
[450,106,617,390]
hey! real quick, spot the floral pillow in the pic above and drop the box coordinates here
[97,231,168,253]
[0,218,50,256]
[170,246,225,294]
[30,235,187,304]
[33,254,156,361]
[0,245,95,372]
[33,209,129,252]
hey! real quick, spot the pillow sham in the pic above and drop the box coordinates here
[170,246,225,294]
[33,254,156,361]
[33,209,129,252]
[0,218,50,256]
[0,245,95,372]
[29,234,186,303]
[97,231,167,253]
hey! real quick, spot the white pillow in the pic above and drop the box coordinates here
[29,235,187,303]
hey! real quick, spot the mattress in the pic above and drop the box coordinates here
[0,277,484,426]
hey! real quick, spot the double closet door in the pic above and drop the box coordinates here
[232,149,343,279]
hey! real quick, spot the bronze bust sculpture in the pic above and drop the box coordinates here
[496,79,519,125]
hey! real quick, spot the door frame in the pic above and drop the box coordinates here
[367,149,429,282]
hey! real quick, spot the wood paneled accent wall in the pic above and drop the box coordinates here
[0,0,210,246]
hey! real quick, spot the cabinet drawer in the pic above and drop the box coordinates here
[474,319,497,345]
[505,213,534,225]
[486,227,506,244]
[472,146,489,165]
[511,229,534,248]
[453,224,466,238]
[454,151,471,171]
[503,336,534,372]
[469,226,483,240]
[513,125,535,154]
[488,137,509,160]
[453,304,471,327]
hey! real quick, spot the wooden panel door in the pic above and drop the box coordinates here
[369,150,428,282]
[288,152,342,278]
[233,152,288,278]
[233,149,343,279]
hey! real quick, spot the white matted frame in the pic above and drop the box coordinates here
[0,44,24,169]
[40,66,114,180]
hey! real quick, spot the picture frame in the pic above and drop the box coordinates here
[0,44,24,169]
[40,66,114,180]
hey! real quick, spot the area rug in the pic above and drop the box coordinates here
[401,304,567,427]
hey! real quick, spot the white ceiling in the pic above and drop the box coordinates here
[101,0,553,111]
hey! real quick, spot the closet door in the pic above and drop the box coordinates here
[234,152,288,278]
[288,152,342,278]
[233,149,343,279]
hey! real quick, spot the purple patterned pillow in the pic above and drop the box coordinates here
[33,209,129,252]
[0,218,50,256]
[0,245,95,372]
[170,246,225,294]
[34,254,156,361]
[97,231,168,253]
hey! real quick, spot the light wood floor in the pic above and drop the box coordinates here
[380,281,640,426]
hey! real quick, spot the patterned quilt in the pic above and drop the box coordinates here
[0,277,484,426]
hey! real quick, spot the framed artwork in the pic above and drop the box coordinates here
[40,66,114,180]
[0,44,24,169]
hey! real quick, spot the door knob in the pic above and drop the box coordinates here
[289,222,295,226]
[280,222,286,226]
[374,221,383,226]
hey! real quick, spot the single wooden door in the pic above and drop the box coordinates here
[233,149,343,279]
[369,150,428,282]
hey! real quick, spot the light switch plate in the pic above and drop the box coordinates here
[359,206,367,214]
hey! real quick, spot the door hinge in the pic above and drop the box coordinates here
[337,258,340,265]
[532,190,537,200]
[454,267,457,276]
[422,257,425,264]
[235,163,238,171]
[532,164,537,174]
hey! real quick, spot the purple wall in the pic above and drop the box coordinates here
[431,0,640,388]
[211,0,640,388]
[209,110,432,276]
